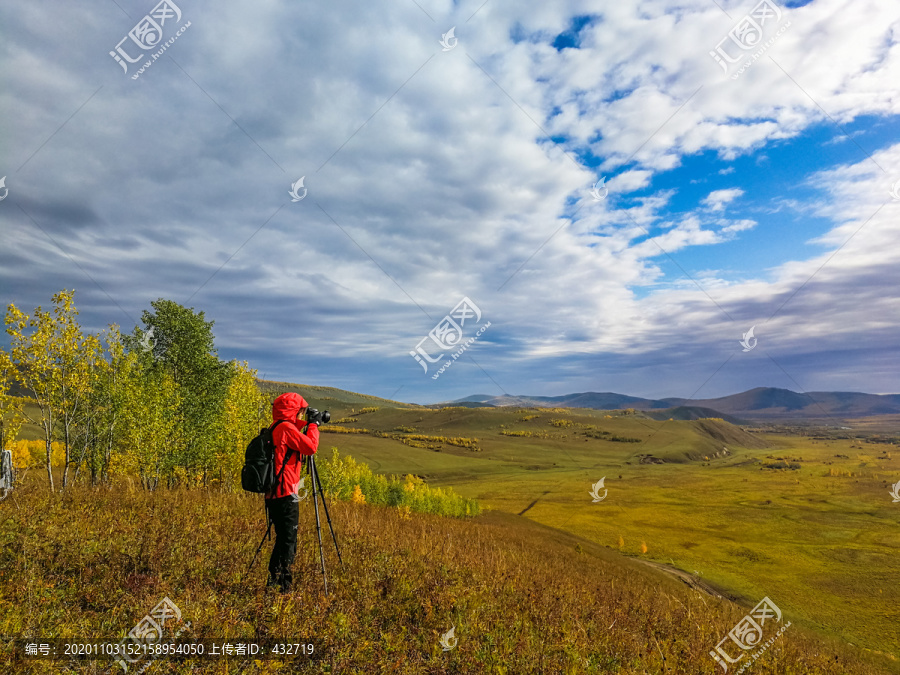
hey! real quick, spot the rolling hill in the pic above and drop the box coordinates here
[257,379,422,409]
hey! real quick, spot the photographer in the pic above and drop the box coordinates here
[266,392,321,593]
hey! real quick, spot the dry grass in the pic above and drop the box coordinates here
[0,472,890,674]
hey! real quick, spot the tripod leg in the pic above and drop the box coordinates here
[246,500,273,577]
[309,457,329,596]
[311,457,343,565]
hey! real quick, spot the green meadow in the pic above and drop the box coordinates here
[308,402,900,666]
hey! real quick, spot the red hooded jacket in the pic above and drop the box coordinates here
[266,392,319,500]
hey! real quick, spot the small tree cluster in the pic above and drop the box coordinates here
[2,291,266,491]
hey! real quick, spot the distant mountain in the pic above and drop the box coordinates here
[475,392,671,410]
[449,387,900,420]
[661,388,900,419]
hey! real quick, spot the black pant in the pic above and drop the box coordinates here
[266,496,299,592]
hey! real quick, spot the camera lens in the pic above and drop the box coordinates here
[321,411,331,423]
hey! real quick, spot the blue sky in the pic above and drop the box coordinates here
[618,114,900,295]
[1,0,899,404]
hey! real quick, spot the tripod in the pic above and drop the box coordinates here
[246,454,343,595]
[306,454,343,595]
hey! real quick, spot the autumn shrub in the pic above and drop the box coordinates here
[315,448,479,518]
[319,426,370,434]
[348,407,379,416]
[8,439,65,468]
[500,430,550,439]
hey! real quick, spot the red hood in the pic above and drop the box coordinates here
[272,392,308,422]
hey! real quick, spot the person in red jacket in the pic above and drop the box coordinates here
[266,392,320,593]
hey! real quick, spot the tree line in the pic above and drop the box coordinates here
[0,291,267,491]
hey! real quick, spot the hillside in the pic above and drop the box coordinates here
[203,381,771,468]
[644,405,747,424]
[313,403,771,470]
[0,478,889,674]
[257,379,421,409]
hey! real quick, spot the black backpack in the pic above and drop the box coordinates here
[241,420,293,494]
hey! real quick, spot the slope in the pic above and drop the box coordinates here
[0,478,890,674]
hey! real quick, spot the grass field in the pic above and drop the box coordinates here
[5,393,899,672]
[0,474,893,674]
[303,404,900,668]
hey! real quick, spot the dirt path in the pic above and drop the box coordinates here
[634,559,729,599]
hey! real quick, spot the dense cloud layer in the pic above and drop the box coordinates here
[1,0,898,402]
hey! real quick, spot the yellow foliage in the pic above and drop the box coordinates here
[0,348,25,448]
[385,433,480,450]
[321,426,370,434]
[6,290,102,488]
[640,541,648,554]
[171,466,204,488]
[9,439,65,467]
[218,360,267,487]
[404,474,424,492]
[351,484,366,504]
[350,407,379,416]
[501,430,550,438]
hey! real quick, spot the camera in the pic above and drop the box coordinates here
[306,408,331,425]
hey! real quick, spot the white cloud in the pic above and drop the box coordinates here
[702,188,745,211]
[608,169,653,193]
[718,218,756,234]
